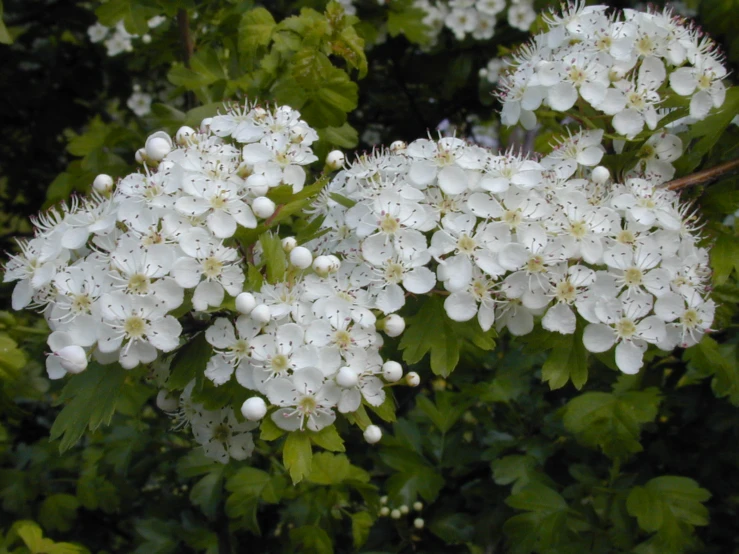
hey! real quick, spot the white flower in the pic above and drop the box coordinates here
[266,367,341,431]
[191,408,257,463]
[204,316,261,385]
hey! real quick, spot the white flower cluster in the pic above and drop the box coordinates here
[308,129,714,376]
[87,16,166,56]
[3,101,319,378]
[413,0,536,43]
[497,3,727,137]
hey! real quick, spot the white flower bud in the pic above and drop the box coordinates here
[399,504,409,514]
[281,237,297,252]
[312,255,336,277]
[591,165,610,184]
[390,508,401,519]
[235,292,257,315]
[251,303,271,323]
[145,135,172,161]
[241,397,267,421]
[252,196,276,219]
[380,496,388,505]
[382,360,403,383]
[364,424,382,444]
[246,174,270,196]
[289,246,313,269]
[156,389,179,412]
[390,140,407,152]
[326,255,341,272]
[383,314,405,337]
[142,33,152,44]
[406,371,420,387]
[336,367,359,388]
[200,117,213,133]
[176,125,196,145]
[326,150,345,170]
[379,506,390,516]
[135,148,146,164]
[413,501,423,511]
[413,518,424,529]
[92,174,114,193]
[55,345,87,374]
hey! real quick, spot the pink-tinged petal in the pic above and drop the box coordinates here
[444,292,478,322]
[615,341,645,374]
[583,323,616,353]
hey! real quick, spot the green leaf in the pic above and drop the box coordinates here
[259,416,286,441]
[11,520,89,554]
[492,455,539,494]
[330,26,367,78]
[289,525,334,554]
[307,452,350,484]
[387,8,431,45]
[309,425,345,452]
[225,466,277,533]
[429,512,476,545]
[506,482,567,513]
[239,7,275,55]
[189,467,225,520]
[381,447,444,503]
[627,476,711,552]
[0,0,12,45]
[541,326,589,390]
[399,297,461,376]
[259,232,288,284]
[416,392,469,434]
[683,336,739,405]
[167,332,212,390]
[351,511,374,549]
[283,432,313,484]
[562,388,662,458]
[50,362,127,453]
[711,232,739,285]
[39,494,80,533]
[318,123,359,149]
[503,483,572,552]
[95,0,153,35]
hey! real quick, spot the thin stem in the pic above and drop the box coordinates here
[663,158,739,191]
[177,9,194,68]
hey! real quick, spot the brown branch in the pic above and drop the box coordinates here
[663,158,739,191]
[177,9,194,68]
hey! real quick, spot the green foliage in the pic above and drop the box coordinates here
[283,431,313,484]
[563,387,662,458]
[49,362,127,453]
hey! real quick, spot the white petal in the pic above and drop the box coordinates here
[542,303,576,334]
[615,341,644,374]
[444,292,478,322]
[437,165,469,195]
[403,267,436,294]
[583,323,616,353]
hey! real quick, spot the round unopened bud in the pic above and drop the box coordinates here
[241,397,267,421]
[591,165,610,184]
[200,117,213,133]
[413,501,423,511]
[326,255,341,271]
[142,33,152,44]
[281,237,297,252]
[312,255,336,277]
[379,506,390,517]
[135,148,146,164]
[380,496,388,505]
[383,314,405,337]
[235,292,257,315]
[382,361,403,383]
[405,371,420,387]
[145,136,172,162]
[246,174,269,196]
[251,303,271,323]
[364,424,382,444]
[390,140,407,152]
[326,150,345,170]
[176,125,196,145]
[413,518,424,530]
[399,504,409,515]
[390,509,401,520]
[156,389,179,412]
[252,196,276,219]
[55,345,88,374]
[289,246,313,269]
[336,367,359,388]
[92,173,114,193]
